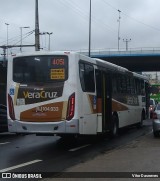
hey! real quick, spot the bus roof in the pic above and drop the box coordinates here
[95,58,148,81]
[9,51,76,57]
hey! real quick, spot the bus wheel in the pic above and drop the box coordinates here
[109,115,119,138]
[137,113,144,129]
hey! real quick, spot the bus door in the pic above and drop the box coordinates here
[80,62,97,135]
[96,70,112,133]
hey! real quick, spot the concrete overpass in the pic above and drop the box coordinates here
[0,49,160,72]
[80,48,160,72]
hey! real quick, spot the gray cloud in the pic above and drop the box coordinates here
[0,0,160,54]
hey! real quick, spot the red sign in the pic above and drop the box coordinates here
[52,58,65,66]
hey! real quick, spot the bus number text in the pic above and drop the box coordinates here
[35,106,59,112]
[52,58,64,65]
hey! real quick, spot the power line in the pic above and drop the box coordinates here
[59,0,116,33]
[122,12,160,32]
[102,0,160,32]
[101,0,118,11]
[0,18,34,31]
[0,30,34,45]
[13,30,35,45]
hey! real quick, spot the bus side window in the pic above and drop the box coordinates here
[141,80,145,95]
[135,79,140,94]
[79,63,85,91]
[79,62,95,92]
[130,78,135,94]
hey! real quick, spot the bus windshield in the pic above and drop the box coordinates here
[13,55,68,83]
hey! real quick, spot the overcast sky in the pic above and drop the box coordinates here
[0,0,160,55]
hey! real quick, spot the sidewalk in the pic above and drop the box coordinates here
[43,131,160,181]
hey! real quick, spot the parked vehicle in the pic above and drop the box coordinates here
[152,104,160,137]
[0,104,8,132]
[149,98,156,118]
[0,62,7,132]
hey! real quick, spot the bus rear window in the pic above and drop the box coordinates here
[13,55,68,83]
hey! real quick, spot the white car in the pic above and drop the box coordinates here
[152,104,160,137]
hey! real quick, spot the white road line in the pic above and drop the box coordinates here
[69,144,90,152]
[0,160,42,172]
[0,142,10,145]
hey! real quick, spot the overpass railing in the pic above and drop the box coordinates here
[77,47,160,56]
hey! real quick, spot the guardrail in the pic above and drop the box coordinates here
[1,47,160,59]
[77,47,160,56]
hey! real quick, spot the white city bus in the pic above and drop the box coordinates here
[7,51,149,137]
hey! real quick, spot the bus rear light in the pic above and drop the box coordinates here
[8,94,15,120]
[66,93,75,121]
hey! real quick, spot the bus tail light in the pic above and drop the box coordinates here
[66,93,75,121]
[8,94,15,120]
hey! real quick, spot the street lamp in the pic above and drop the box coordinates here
[117,10,121,51]
[5,23,9,57]
[46,32,53,51]
[20,26,30,52]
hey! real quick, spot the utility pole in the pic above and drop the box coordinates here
[117,10,121,51]
[47,32,53,51]
[20,26,30,52]
[35,0,40,51]
[5,23,9,57]
[123,38,131,51]
[88,0,91,57]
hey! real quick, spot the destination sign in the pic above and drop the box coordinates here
[50,69,65,79]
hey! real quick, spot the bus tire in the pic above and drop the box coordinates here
[137,112,144,129]
[109,115,119,138]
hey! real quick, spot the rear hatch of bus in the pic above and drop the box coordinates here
[8,55,71,122]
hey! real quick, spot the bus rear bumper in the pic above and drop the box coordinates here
[8,119,79,134]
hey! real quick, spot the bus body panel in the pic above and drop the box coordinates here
[80,93,97,135]
[8,118,79,134]
[77,55,98,135]
[114,95,143,128]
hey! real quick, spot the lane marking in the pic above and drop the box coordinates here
[0,159,42,172]
[69,144,90,152]
[0,142,10,145]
